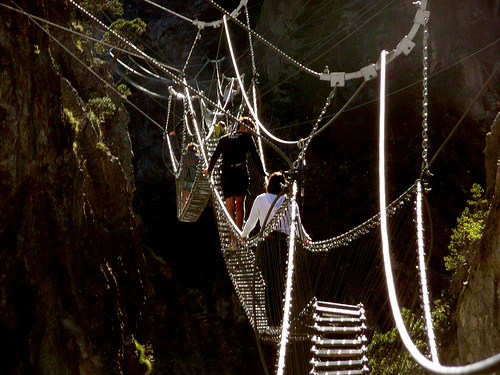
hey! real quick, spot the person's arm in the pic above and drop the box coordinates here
[241,197,262,238]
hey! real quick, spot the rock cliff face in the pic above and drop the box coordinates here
[455,112,500,365]
[0,1,151,373]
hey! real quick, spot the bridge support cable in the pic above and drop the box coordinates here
[416,180,439,363]
[207,0,322,78]
[164,93,180,174]
[223,15,297,149]
[321,1,430,88]
[378,49,500,375]
[420,14,431,177]
[180,28,202,78]
[416,13,439,364]
[277,181,299,375]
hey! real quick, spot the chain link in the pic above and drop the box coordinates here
[421,16,430,176]
[293,87,337,169]
[180,28,202,78]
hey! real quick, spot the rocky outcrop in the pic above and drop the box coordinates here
[455,112,500,365]
[0,1,150,373]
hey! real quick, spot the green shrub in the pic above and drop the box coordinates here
[134,339,152,375]
[444,183,488,272]
[118,84,131,99]
[368,308,428,375]
[87,95,116,125]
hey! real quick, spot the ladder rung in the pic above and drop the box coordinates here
[312,336,367,347]
[315,305,363,317]
[314,315,363,324]
[311,358,367,369]
[314,324,365,334]
[313,369,367,375]
[311,347,365,358]
[315,300,364,311]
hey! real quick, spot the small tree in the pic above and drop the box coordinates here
[80,0,124,37]
[97,18,147,73]
[87,95,116,125]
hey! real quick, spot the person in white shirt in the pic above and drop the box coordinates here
[241,171,308,239]
[241,171,309,326]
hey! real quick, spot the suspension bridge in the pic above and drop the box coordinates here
[6,0,500,373]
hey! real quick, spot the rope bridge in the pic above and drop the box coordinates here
[38,0,500,374]
[152,1,433,373]
[169,69,422,373]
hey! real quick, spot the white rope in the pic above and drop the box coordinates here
[223,16,297,147]
[164,94,179,174]
[277,182,299,375]
[379,49,500,375]
[416,180,439,363]
[252,81,267,172]
[114,55,170,84]
[183,80,209,168]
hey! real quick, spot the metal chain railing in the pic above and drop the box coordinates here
[421,14,430,177]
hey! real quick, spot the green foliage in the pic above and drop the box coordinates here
[64,108,79,132]
[444,183,488,272]
[80,0,124,39]
[95,141,109,155]
[80,0,123,18]
[432,290,455,351]
[368,308,427,375]
[96,18,146,55]
[75,39,84,52]
[134,339,152,375]
[96,17,147,72]
[72,21,84,33]
[87,95,116,125]
[105,18,146,46]
[117,84,131,99]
